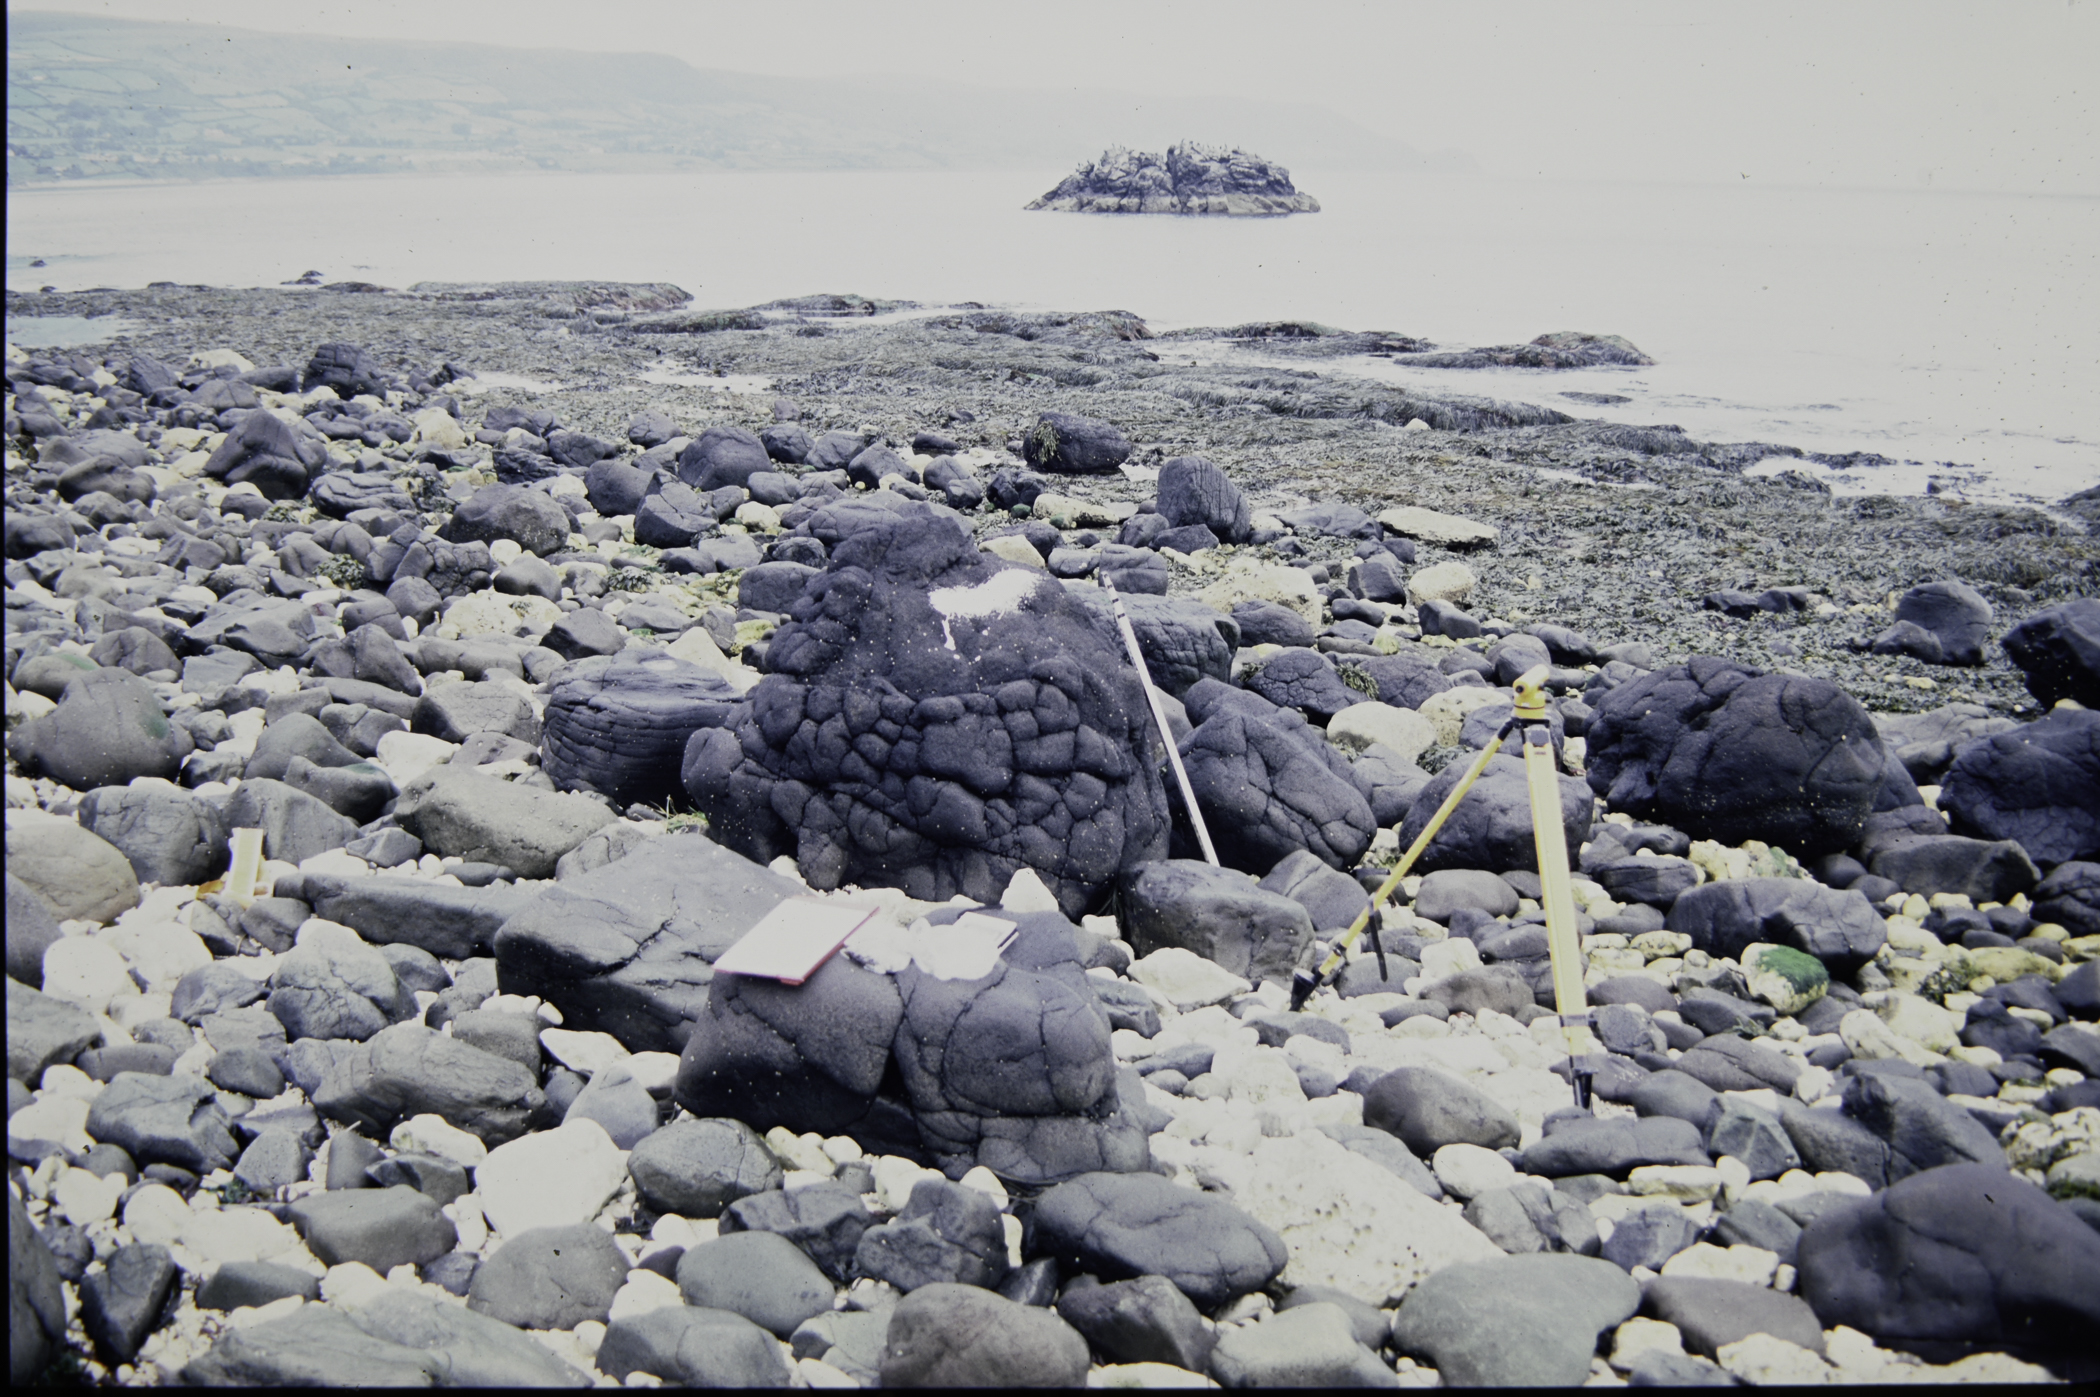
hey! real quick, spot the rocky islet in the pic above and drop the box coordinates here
[4,278,2098,1388]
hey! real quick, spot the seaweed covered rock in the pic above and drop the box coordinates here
[1584,656,1888,857]
[540,650,741,809]
[680,500,1169,916]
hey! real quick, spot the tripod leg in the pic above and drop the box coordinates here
[1521,723,1593,1107]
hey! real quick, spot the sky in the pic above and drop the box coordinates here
[10,0,2097,193]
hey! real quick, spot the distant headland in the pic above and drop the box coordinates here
[1026,142,1319,216]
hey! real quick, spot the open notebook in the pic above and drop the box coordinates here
[708,898,879,985]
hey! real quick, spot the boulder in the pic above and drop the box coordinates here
[1154,456,1251,543]
[1031,1171,1287,1310]
[681,500,1170,916]
[1795,1163,2100,1350]
[284,1185,457,1274]
[1021,411,1133,475]
[1937,707,2099,866]
[444,485,571,558]
[201,409,324,499]
[2033,860,2100,938]
[83,1072,239,1172]
[6,667,190,788]
[1176,681,1376,873]
[75,784,228,888]
[854,1176,1010,1291]
[2000,597,2100,707]
[468,1223,627,1330]
[10,1190,69,1384]
[1242,647,1367,723]
[721,1180,870,1282]
[1584,656,1888,856]
[310,1021,544,1145]
[540,650,739,809]
[1397,753,1593,876]
[598,1306,792,1387]
[394,766,616,878]
[678,426,773,492]
[1210,1302,1392,1387]
[1363,1066,1521,1154]
[1867,834,2039,903]
[1055,1274,1215,1372]
[1058,587,1237,697]
[5,817,140,924]
[497,833,802,1053]
[1666,878,1887,973]
[5,872,64,988]
[1258,848,1373,931]
[1841,1071,2007,1181]
[1116,860,1315,985]
[1391,1253,1638,1387]
[297,872,537,961]
[878,1284,1091,1388]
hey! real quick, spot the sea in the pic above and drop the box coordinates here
[6,168,2096,507]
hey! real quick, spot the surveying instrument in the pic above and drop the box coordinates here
[1290,665,1598,1110]
[1099,585,1597,1109]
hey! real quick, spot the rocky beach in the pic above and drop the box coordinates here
[6,277,2099,1389]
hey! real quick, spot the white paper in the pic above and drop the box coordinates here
[710,898,876,984]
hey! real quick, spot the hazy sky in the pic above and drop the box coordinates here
[14,0,2097,192]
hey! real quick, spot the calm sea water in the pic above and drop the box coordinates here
[7,168,2096,504]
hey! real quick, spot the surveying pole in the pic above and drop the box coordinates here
[1291,664,1596,1108]
[1103,576,1220,866]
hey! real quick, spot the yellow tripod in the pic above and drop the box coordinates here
[1289,665,1596,1107]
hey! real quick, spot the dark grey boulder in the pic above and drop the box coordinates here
[1279,501,1380,540]
[562,1064,659,1149]
[223,777,361,864]
[1335,652,1453,711]
[1232,599,1316,648]
[739,561,819,614]
[1796,1163,2100,1350]
[584,457,652,517]
[879,1282,1091,1388]
[1319,1123,1445,1199]
[310,1021,544,1145]
[2033,860,2100,938]
[1398,752,1593,875]
[1519,1116,1709,1178]
[1666,877,1887,973]
[393,766,611,877]
[80,1242,178,1364]
[1593,855,1701,908]
[195,1260,322,1311]
[1842,1071,2006,1180]
[10,1190,68,1385]
[1937,707,2099,866]
[201,408,324,498]
[89,625,181,678]
[444,484,571,557]
[1155,455,1250,542]
[678,425,773,491]
[1118,859,1315,985]
[5,818,142,926]
[854,1176,1010,1291]
[1412,868,1519,923]
[1021,411,1132,475]
[1176,681,1376,873]
[1641,1276,1825,1357]
[1705,1098,1802,1181]
[5,872,64,988]
[1362,1066,1520,1154]
[2002,597,2100,708]
[721,1180,870,1282]
[1585,656,1889,856]
[206,1045,285,1098]
[675,1231,835,1337]
[539,650,737,809]
[232,1129,314,1193]
[1601,1203,1698,1271]
[1243,647,1368,723]
[1868,832,2039,903]
[1209,1301,1393,1387]
[466,1223,627,1330]
[1874,581,1995,667]
[1259,847,1373,931]
[411,680,539,745]
[1423,965,1537,1017]
[1056,1273,1215,1371]
[299,871,536,960]
[1710,1198,1804,1262]
[285,1185,457,1272]
[245,712,362,783]
[1779,1102,1895,1190]
[498,833,801,1053]
[5,666,190,788]
[1391,1254,1640,1387]
[1058,587,1237,697]
[267,938,406,1043]
[1029,1171,1286,1311]
[181,1304,444,1385]
[681,500,1170,915]
[1674,1035,1803,1094]
[83,1071,238,1172]
[345,1287,592,1386]
[598,1305,792,1387]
